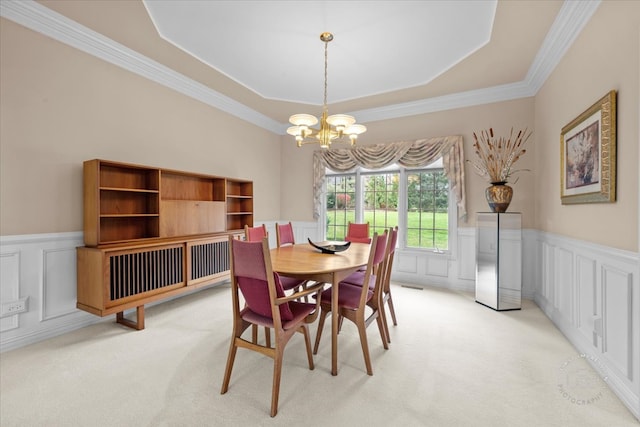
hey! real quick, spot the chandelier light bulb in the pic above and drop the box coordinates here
[326,114,356,128]
[289,114,318,127]
[345,124,367,135]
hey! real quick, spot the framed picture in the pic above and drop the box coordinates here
[560,90,617,204]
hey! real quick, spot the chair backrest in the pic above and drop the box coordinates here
[372,232,388,266]
[382,226,398,291]
[245,224,268,242]
[275,222,295,247]
[345,222,371,243]
[359,231,387,282]
[229,236,293,323]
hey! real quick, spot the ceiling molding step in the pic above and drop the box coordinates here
[347,81,534,126]
[0,0,283,134]
[1,0,601,137]
[525,0,601,92]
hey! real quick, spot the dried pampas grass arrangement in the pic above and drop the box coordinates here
[469,127,532,184]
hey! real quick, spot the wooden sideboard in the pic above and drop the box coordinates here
[77,159,252,329]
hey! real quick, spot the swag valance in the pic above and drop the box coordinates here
[312,135,466,220]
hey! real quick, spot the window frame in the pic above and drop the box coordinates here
[321,163,458,256]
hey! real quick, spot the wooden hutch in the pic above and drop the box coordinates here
[76,159,253,329]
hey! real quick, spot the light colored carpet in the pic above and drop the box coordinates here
[0,283,637,426]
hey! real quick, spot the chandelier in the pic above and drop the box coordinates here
[287,32,367,148]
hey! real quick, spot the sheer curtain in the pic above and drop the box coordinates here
[312,135,466,220]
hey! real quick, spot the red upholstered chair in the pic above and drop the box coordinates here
[275,221,296,247]
[245,224,268,242]
[274,222,310,299]
[345,222,371,244]
[221,236,324,417]
[313,232,389,375]
[342,227,398,343]
[245,224,271,345]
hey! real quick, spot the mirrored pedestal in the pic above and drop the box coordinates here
[475,212,522,311]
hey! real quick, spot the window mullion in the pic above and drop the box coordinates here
[355,170,363,223]
[398,168,407,250]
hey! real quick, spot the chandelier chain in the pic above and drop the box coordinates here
[323,38,328,111]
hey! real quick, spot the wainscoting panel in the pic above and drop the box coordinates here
[396,253,418,274]
[556,247,574,324]
[576,255,597,347]
[534,232,640,421]
[42,247,78,321]
[541,241,555,303]
[0,251,21,332]
[602,266,633,381]
[456,228,476,281]
[0,233,99,352]
[426,256,449,277]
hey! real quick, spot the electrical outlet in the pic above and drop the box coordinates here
[1,297,28,318]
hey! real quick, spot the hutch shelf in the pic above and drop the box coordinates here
[77,159,253,329]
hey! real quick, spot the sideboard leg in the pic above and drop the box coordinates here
[116,305,145,330]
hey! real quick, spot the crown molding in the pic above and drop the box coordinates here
[0,0,283,134]
[2,0,600,136]
[525,0,601,92]
[350,81,534,125]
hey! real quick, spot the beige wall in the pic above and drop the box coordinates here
[534,1,639,252]
[2,2,638,253]
[0,19,282,235]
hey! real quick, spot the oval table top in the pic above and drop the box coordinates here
[270,242,370,277]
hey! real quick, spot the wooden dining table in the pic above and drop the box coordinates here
[270,241,370,376]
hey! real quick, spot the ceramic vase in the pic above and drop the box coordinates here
[485,182,513,213]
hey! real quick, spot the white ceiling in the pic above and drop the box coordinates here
[142,1,497,105]
[2,1,601,133]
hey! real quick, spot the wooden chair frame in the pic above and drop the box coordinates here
[221,236,324,417]
[313,232,389,375]
[377,227,398,343]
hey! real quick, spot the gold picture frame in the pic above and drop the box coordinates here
[560,90,617,204]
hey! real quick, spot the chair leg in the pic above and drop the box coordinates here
[379,302,391,344]
[383,309,391,344]
[252,324,258,344]
[376,313,389,350]
[313,308,329,354]
[271,347,284,417]
[221,339,238,394]
[387,292,398,326]
[355,317,373,376]
[265,327,271,347]
[300,325,315,370]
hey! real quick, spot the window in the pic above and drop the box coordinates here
[324,160,452,251]
[406,169,449,250]
[362,171,399,236]
[325,174,355,240]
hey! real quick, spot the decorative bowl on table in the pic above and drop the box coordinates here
[307,238,351,254]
